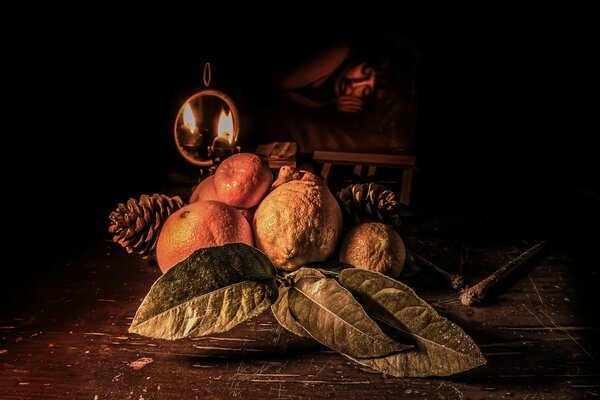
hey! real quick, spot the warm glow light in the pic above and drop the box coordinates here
[182,103,197,133]
[217,108,234,144]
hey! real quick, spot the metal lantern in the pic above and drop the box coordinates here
[174,63,240,168]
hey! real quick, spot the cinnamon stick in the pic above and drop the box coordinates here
[460,240,549,306]
[408,250,465,289]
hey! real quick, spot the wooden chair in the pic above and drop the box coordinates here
[313,151,416,206]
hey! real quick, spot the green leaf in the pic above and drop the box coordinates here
[339,269,486,377]
[129,243,278,340]
[287,268,411,358]
[271,285,311,338]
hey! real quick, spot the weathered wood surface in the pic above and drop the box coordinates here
[1,217,598,399]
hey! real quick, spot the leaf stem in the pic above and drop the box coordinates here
[276,274,292,287]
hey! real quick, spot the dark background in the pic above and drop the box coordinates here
[6,17,596,278]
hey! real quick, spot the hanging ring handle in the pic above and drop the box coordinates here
[203,62,211,87]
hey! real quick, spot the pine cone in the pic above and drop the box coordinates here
[336,183,402,227]
[108,194,184,258]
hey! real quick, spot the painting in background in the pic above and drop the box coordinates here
[257,35,419,155]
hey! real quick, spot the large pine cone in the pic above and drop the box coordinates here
[336,183,402,227]
[108,194,184,258]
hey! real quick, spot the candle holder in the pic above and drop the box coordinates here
[174,63,241,170]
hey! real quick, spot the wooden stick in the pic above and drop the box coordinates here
[408,250,465,289]
[460,240,549,306]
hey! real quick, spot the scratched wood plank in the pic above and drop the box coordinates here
[1,217,599,399]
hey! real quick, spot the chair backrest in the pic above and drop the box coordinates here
[313,151,416,206]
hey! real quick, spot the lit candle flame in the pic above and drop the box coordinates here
[182,103,196,133]
[217,108,234,144]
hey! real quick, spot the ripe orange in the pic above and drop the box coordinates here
[237,205,257,224]
[190,175,258,225]
[156,200,253,273]
[189,175,219,203]
[214,153,273,209]
[339,222,406,278]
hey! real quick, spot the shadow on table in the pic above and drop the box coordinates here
[180,336,325,366]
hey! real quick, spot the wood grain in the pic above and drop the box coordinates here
[1,216,598,399]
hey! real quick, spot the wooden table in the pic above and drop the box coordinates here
[1,216,598,399]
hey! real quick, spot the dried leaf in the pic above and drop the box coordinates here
[271,285,310,338]
[339,269,486,377]
[305,260,354,278]
[129,243,278,340]
[287,268,411,358]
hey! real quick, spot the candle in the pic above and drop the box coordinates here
[212,135,230,148]
[216,108,235,147]
[179,124,202,148]
[179,102,202,148]
[210,135,233,162]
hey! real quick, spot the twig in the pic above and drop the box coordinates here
[408,250,465,289]
[460,240,549,306]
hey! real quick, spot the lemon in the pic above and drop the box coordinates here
[253,179,342,271]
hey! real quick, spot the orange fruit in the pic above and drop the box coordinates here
[156,200,253,273]
[253,179,343,271]
[214,153,273,209]
[237,205,257,224]
[190,175,258,225]
[189,175,219,203]
[339,222,406,278]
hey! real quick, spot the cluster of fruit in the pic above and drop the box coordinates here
[156,153,406,279]
[116,155,487,378]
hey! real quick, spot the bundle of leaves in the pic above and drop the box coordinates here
[129,244,485,377]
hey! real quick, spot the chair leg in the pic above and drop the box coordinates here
[353,165,364,176]
[320,163,333,183]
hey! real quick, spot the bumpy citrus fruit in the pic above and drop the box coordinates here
[271,166,320,190]
[214,153,273,209]
[156,200,253,273]
[253,179,343,271]
[339,222,406,278]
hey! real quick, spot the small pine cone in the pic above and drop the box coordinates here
[108,194,184,258]
[336,183,402,227]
